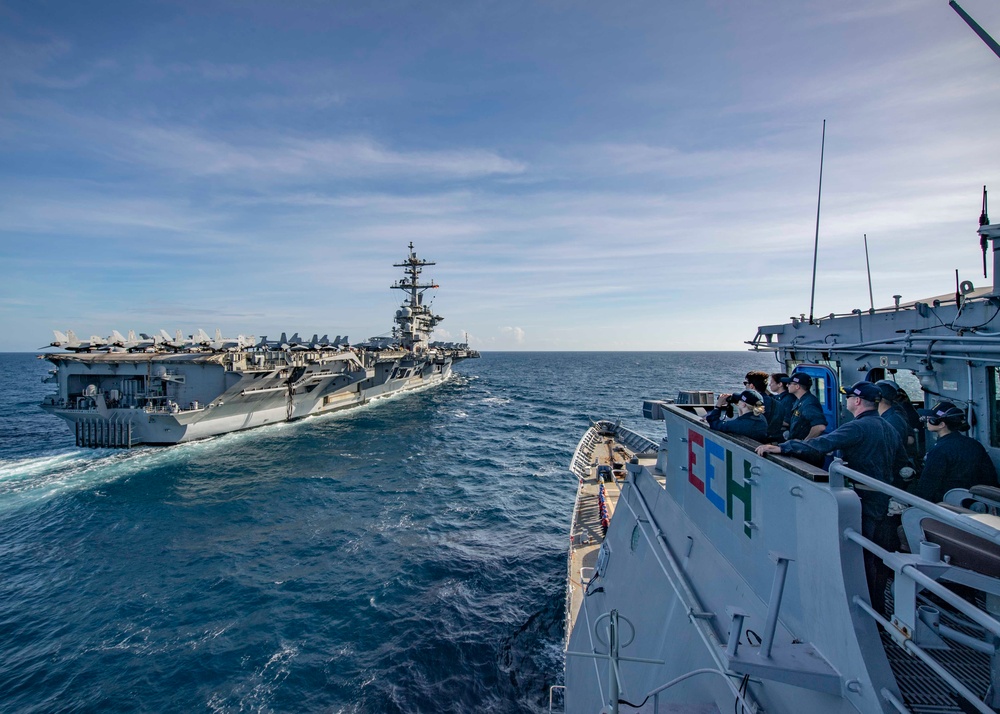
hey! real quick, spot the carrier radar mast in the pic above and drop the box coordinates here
[391,243,443,353]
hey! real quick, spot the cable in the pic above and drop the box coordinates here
[735,673,751,714]
[955,303,1000,331]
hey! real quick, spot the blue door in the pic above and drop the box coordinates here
[792,364,841,430]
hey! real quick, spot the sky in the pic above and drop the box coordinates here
[2,1,1000,352]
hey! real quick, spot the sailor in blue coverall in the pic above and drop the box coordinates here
[780,372,828,465]
[782,372,827,441]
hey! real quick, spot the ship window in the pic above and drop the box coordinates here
[813,376,827,407]
[989,368,1000,448]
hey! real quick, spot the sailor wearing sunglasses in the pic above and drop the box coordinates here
[912,402,997,504]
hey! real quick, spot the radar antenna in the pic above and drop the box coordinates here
[391,243,443,353]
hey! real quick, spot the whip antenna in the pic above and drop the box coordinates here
[808,119,826,325]
[863,233,874,311]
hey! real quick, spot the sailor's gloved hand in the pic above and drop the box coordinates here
[899,467,916,481]
[887,498,908,517]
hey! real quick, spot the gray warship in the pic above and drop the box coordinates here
[39,244,478,448]
[558,7,1000,714]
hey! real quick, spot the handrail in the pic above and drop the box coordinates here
[880,687,911,714]
[825,456,1000,714]
[751,292,989,331]
[827,460,1000,546]
[844,527,1000,638]
[760,345,1000,368]
[548,685,565,714]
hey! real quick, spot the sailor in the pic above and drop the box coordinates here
[706,390,768,441]
[896,386,926,454]
[766,372,795,442]
[756,381,905,613]
[782,372,826,441]
[778,372,827,465]
[744,371,774,423]
[875,379,919,472]
[912,402,998,503]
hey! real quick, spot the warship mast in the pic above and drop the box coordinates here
[391,242,443,353]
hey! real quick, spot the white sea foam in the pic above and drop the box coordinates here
[0,378,449,510]
[1,370,459,509]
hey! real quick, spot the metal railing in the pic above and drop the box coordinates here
[828,459,1000,714]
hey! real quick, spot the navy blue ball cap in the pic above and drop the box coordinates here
[916,401,965,420]
[736,390,762,407]
[840,381,881,402]
[779,372,812,388]
[875,379,900,401]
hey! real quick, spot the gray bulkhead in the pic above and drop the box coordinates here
[754,293,1000,470]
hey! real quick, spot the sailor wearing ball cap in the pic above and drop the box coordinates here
[782,372,827,442]
[912,402,997,503]
[875,379,920,471]
[874,381,909,443]
[756,381,903,484]
[706,390,768,441]
[756,381,906,613]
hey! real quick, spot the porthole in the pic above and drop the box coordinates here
[630,524,641,553]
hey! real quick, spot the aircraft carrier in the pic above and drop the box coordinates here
[39,244,478,448]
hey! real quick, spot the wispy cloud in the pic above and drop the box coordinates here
[0,34,115,92]
[102,124,528,181]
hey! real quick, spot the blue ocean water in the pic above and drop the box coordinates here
[0,351,774,713]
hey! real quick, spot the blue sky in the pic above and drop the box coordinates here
[2,0,999,351]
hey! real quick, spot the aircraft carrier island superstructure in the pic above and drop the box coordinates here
[40,244,478,448]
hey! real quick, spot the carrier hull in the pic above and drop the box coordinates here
[40,350,456,447]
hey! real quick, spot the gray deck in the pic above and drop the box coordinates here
[566,429,659,647]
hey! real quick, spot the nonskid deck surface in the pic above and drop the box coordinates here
[566,427,659,645]
[881,588,992,714]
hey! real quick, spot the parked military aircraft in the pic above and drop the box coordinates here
[44,330,106,352]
